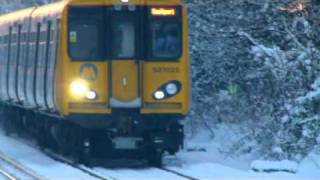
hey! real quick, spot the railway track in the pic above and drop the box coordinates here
[159,167,201,180]
[0,166,16,180]
[45,149,201,180]
[0,133,116,180]
[0,133,200,180]
[42,150,117,180]
[0,150,45,180]
[44,150,199,180]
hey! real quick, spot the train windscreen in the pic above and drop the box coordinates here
[67,6,182,61]
[110,11,136,59]
[68,7,106,61]
[150,21,181,59]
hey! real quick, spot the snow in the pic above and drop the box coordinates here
[92,167,186,180]
[0,129,185,180]
[0,131,96,180]
[0,126,319,179]
[169,149,320,180]
[169,127,320,180]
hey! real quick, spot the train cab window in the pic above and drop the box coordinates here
[110,12,135,59]
[148,7,182,60]
[68,6,106,61]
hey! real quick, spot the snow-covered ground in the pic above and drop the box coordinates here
[0,131,97,180]
[0,129,186,180]
[170,149,320,180]
[174,125,320,180]
[0,126,319,180]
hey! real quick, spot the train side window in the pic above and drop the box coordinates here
[29,32,33,43]
[41,31,46,42]
[33,32,37,42]
[31,32,35,43]
[23,33,27,43]
[4,35,8,44]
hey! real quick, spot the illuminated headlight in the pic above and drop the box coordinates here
[70,80,88,97]
[86,91,97,100]
[165,83,178,95]
[154,90,165,100]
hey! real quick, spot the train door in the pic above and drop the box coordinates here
[0,26,10,101]
[46,19,60,111]
[8,24,20,102]
[35,18,54,110]
[25,22,40,108]
[17,18,31,103]
[109,7,142,108]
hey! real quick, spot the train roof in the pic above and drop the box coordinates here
[0,1,67,25]
[67,0,181,5]
[0,0,182,25]
[0,7,35,25]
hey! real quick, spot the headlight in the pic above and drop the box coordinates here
[165,83,178,95]
[86,90,97,100]
[153,80,182,100]
[154,90,165,100]
[70,80,88,97]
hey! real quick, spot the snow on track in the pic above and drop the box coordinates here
[1,127,319,180]
[0,149,45,180]
[91,166,188,180]
[0,130,197,180]
[0,131,99,180]
[0,167,16,180]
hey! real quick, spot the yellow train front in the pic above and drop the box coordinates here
[0,0,190,166]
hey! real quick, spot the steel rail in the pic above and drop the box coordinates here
[43,150,117,180]
[1,134,199,180]
[0,150,46,180]
[159,167,201,180]
[0,135,116,180]
[0,167,16,180]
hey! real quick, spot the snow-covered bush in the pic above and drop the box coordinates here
[185,0,320,161]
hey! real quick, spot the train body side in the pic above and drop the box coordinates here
[0,1,66,113]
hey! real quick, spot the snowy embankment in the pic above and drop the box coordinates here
[173,125,320,180]
[0,124,319,180]
[169,150,320,180]
[0,131,96,180]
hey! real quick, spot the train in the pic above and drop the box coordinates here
[0,0,190,166]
